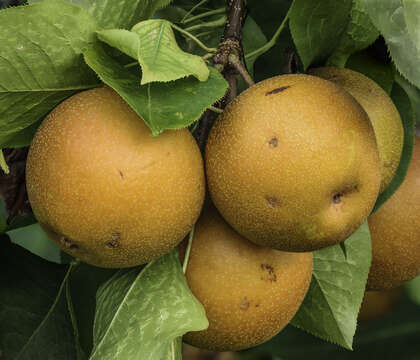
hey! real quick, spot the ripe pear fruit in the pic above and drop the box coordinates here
[26,87,205,268]
[358,289,402,322]
[183,206,313,351]
[309,67,404,193]
[367,137,420,290]
[205,74,381,252]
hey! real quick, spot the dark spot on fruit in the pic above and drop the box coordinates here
[268,137,278,148]
[119,170,124,179]
[255,303,260,308]
[260,264,277,282]
[333,193,342,204]
[239,297,250,310]
[107,232,120,248]
[265,86,291,95]
[265,196,281,208]
[326,74,340,80]
[60,236,78,250]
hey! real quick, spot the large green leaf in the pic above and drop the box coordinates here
[69,264,116,356]
[83,43,227,135]
[403,0,420,51]
[0,0,100,147]
[242,296,420,360]
[8,222,61,264]
[362,0,420,88]
[0,239,75,359]
[395,72,420,125]
[328,0,379,67]
[97,20,209,84]
[372,82,415,213]
[289,0,353,69]
[291,223,372,350]
[88,0,172,30]
[90,250,208,360]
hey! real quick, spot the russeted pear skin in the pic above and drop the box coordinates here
[309,67,404,193]
[26,87,205,268]
[205,74,381,252]
[358,289,402,322]
[183,206,313,351]
[367,137,420,290]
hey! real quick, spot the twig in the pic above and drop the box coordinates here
[228,53,254,87]
[181,0,209,24]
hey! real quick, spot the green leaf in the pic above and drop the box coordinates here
[289,0,353,69]
[0,120,41,148]
[0,0,100,147]
[83,43,227,135]
[403,0,420,51]
[372,82,415,213]
[406,275,420,306]
[242,16,268,75]
[345,51,394,94]
[362,0,420,88]
[90,249,208,360]
[98,20,209,84]
[8,222,61,264]
[243,296,420,360]
[395,72,420,126]
[291,222,372,350]
[328,0,379,67]
[87,0,172,30]
[69,263,116,356]
[0,239,75,359]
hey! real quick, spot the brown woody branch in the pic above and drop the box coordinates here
[195,0,250,151]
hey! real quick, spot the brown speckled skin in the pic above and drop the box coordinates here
[310,67,404,193]
[26,87,205,268]
[183,206,313,351]
[206,74,381,252]
[358,289,402,322]
[367,137,420,290]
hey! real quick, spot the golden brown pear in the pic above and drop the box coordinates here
[183,206,313,351]
[367,137,420,290]
[309,67,403,193]
[205,74,381,252]
[358,289,402,322]
[26,87,205,268]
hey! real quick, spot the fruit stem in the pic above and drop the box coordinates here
[182,226,195,274]
[245,5,292,61]
[171,24,217,53]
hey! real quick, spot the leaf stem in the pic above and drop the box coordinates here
[181,0,209,23]
[208,105,224,114]
[171,24,217,53]
[245,5,292,60]
[182,226,195,274]
[123,61,139,68]
[0,150,10,174]
[183,8,226,24]
[184,15,227,32]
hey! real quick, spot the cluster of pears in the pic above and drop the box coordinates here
[25,65,418,351]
